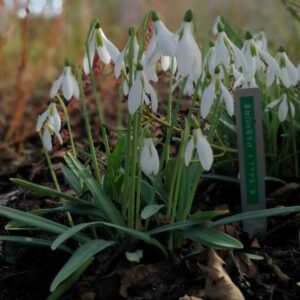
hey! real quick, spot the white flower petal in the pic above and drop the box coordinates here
[100,28,120,63]
[128,72,143,115]
[161,55,170,71]
[140,139,158,176]
[144,77,158,113]
[220,83,234,116]
[149,141,159,175]
[43,128,52,151]
[51,104,61,132]
[278,95,288,122]
[297,63,300,81]
[266,66,276,87]
[266,98,281,110]
[36,107,50,131]
[50,74,63,98]
[184,138,195,166]
[62,67,73,101]
[97,45,111,64]
[155,20,177,57]
[72,75,80,99]
[83,38,96,75]
[215,33,230,69]
[114,50,125,78]
[284,56,298,86]
[195,129,213,171]
[201,81,215,118]
[122,80,129,96]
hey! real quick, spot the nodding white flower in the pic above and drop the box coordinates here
[253,31,268,51]
[140,137,159,176]
[242,31,279,85]
[114,28,140,79]
[128,64,158,115]
[176,10,202,81]
[200,67,234,118]
[212,15,221,35]
[203,41,217,76]
[214,25,248,74]
[266,93,295,122]
[50,65,80,101]
[160,55,177,73]
[83,23,120,75]
[36,103,63,151]
[274,47,298,88]
[184,128,213,171]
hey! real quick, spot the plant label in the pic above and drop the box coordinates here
[235,88,266,234]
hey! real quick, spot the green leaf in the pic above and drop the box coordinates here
[0,205,88,243]
[244,253,264,261]
[141,204,165,220]
[61,164,82,195]
[47,258,93,300]
[66,155,125,227]
[11,178,92,207]
[220,15,243,47]
[52,221,167,257]
[0,235,72,253]
[201,174,239,184]
[210,205,300,227]
[126,249,143,263]
[189,210,229,221]
[183,226,243,249]
[50,240,114,292]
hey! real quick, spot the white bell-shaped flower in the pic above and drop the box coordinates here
[36,103,63,151]
[50,65,80,101]
[212,15,222,35]
[140,137,159,176]
[214,25,248,74]
[266,93,295,122]
[83,23,120,75]
[274,47,298,88]
[128,64,158,115]
[184,128,213,171]
[203,41,217,76]
[200,67,234,118]
[176,10,202,80]
[253,31,268,51]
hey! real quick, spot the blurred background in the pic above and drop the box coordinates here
[0,0,299,147]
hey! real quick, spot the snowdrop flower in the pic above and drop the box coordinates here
[253,31,268,52]
[266,94,295,122]
[201,67,234,118]
[36,103,63,151]
[273,47,298,88]
[184,128,213,171]
[128,63,158,115]
[242,31,279,85]
[176,10,202,80]
[214,24,248,74]
[212,15,222,35]
[140,137,159,176]
[203,41,217,76]
[50,63,80,101]
[83,22,120,75]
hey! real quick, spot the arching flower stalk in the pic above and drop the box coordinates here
[140,137,159,176]
[201,67,234,118]
[128,63,158,115]
[36,103,63,151]
[50,62,80,101]
[266,93,295,122]
[184,128,213,171]
[83,22,120,75]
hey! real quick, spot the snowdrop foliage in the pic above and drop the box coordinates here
[50,65,80,101]
[140,138,159,176]
[185,128,213,171]
[36,103,63,151]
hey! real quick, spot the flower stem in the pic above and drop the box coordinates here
[39,133,74,226]
[77,68,101,184]
[56,94,77,157]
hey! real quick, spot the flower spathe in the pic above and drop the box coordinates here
[50,66,80,101]
[128,69,158,115]
[266,93,295,122]
[184,128,213,171]
[83,25,120,75]
[36,103,63,151]
[140,138,159,176]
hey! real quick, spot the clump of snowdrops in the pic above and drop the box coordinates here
[1,10,300,298]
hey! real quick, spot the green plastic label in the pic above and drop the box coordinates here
[240,96,259,204]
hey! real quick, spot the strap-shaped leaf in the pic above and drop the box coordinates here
[11,178,92,207]
[0,235,72,253]
[66,155,125,226]
[50,240,114,292]
[183,226,243,249]
[0,205,88,243]
[51,221,167,257]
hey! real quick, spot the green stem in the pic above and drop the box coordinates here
[39,133,74,226]
[56,95,77,157]
[77,68,101,184]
